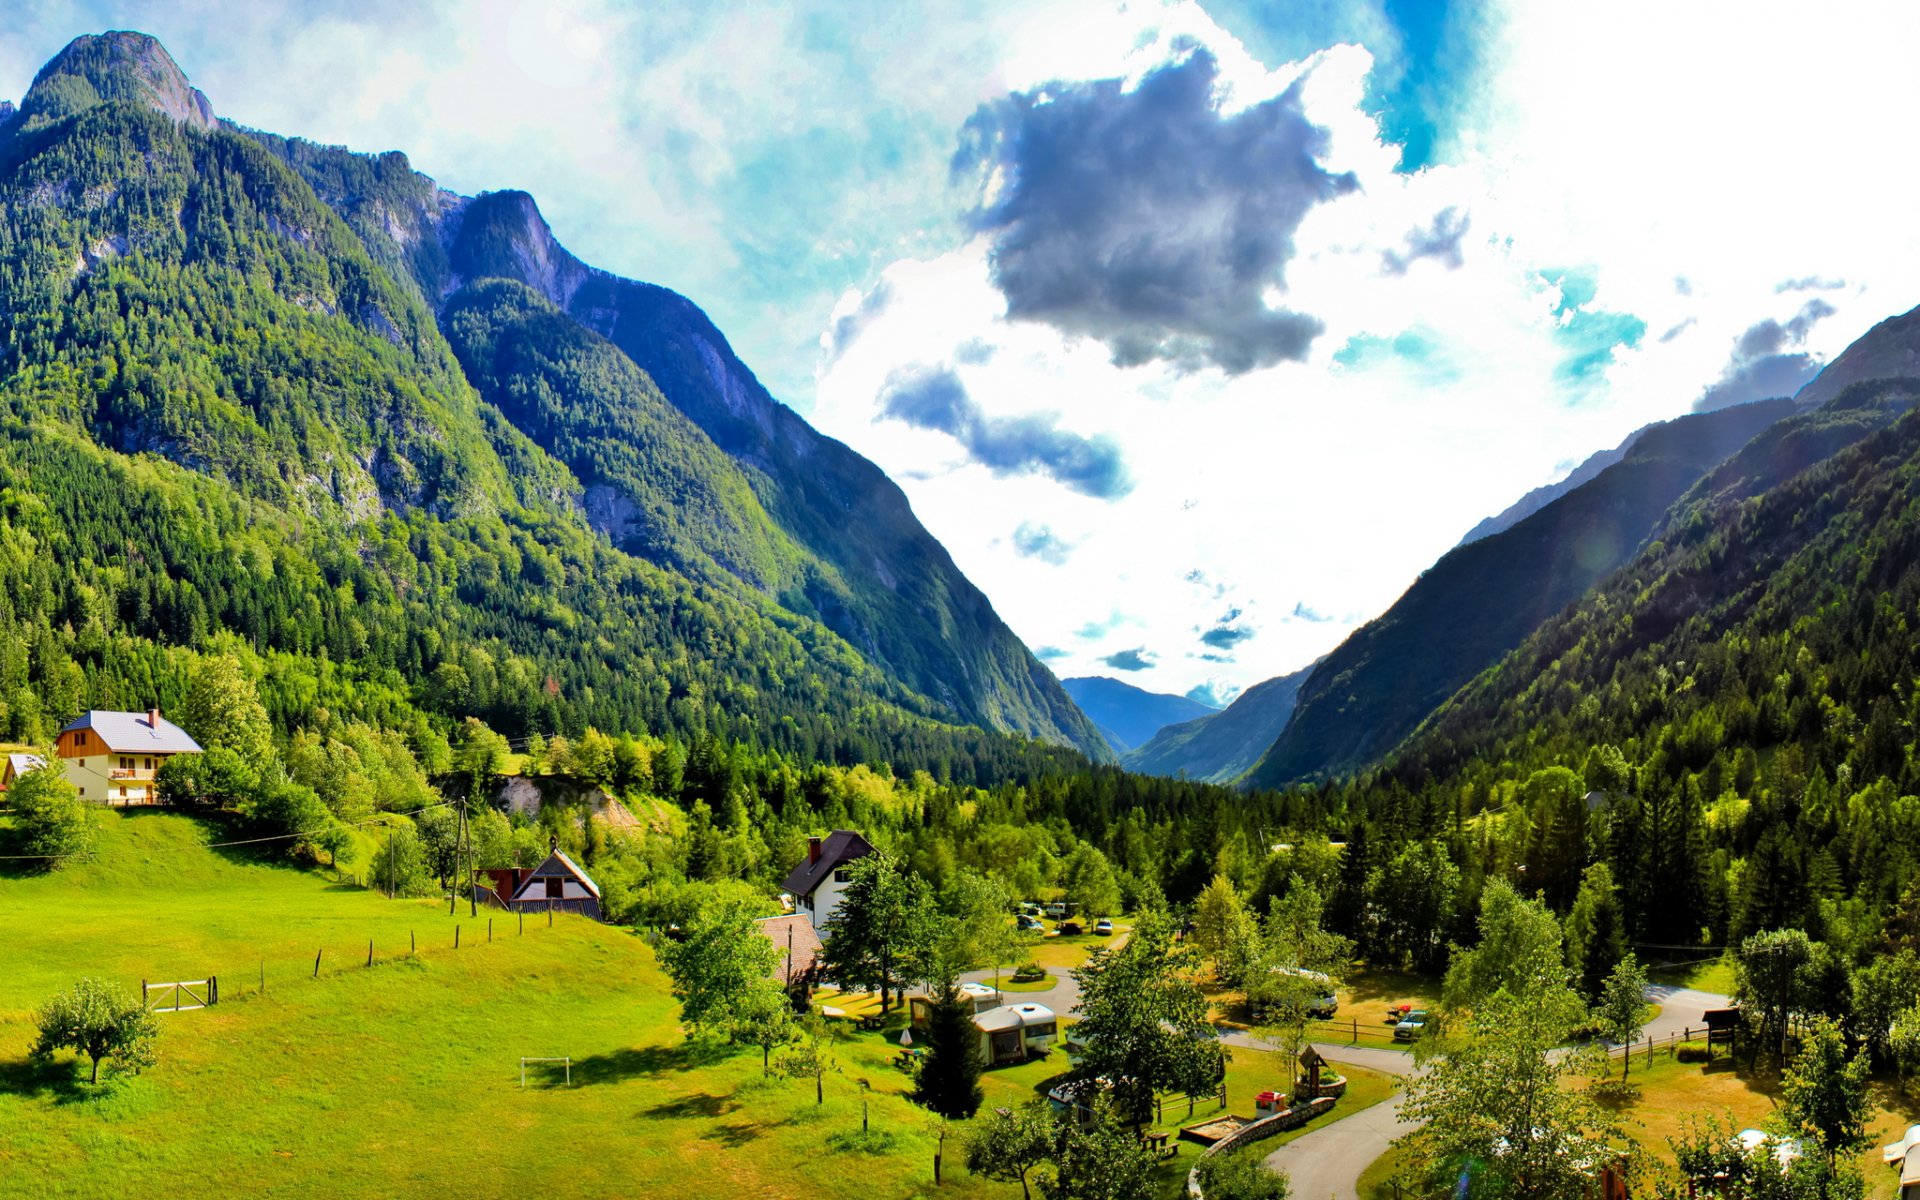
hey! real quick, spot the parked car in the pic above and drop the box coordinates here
[1016,914,1045,932]
[1272,966,1338,1018]
[1058,920,1083,936]
[1393,1009,1430,1041]
[1092,918,1114,936]
[1044,902,1069,919]
[1384,1003,1414,1025]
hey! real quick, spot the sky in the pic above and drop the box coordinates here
[7,1,1920,708]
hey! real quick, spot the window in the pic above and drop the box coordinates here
[832,867,852,883]
[144,758,153,770]
[1028,1022,1057,1038]
[545,878,564,899]
[119,786,127,799]
[121,757,132,770]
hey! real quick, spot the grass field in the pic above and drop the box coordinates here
[0,812,1335,1198]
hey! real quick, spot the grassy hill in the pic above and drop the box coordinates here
[0,810,1392,1197]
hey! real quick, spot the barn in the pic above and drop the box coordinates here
[475,847,603,921]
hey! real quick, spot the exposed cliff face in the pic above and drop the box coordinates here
[1792,304,1920,411]
[20,31,216,131]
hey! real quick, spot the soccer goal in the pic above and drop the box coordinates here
[520,1056,572,1088]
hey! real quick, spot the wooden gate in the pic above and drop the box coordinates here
[144,977,218,1012]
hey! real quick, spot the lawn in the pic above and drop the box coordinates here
[0,813,1327,1199]
[1645,953,1737,997]
[1020,919,1132,970]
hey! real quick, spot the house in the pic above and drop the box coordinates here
[1,753,46,792]
[907,981,1001,1029]
[475,846,603,921]
[780,830,875,934]
[56,709,202,805]
[754,914,825,997]
[973,1002,1058,1065]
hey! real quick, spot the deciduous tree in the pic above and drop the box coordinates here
[31,978,159,1084]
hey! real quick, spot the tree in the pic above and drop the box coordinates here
[1038,1100,1158,1200]
[1194,1148,1293,1200]
[774,1013,838,1105]
[370,823,435,898]
[1735,928,1816,1063]
[177,651,274,764]
[1367,840,1459,971]
[817,853,934,1013]
[915,982,984,1119]
[929,871,1015,989]
[1780,1016,1871,1172]
[1398,981,1619,1200]
[654,887,783,1047]
[1062,843,1121,918]
[32,978,160,1084]
[1890,1000,1920,1091]
[1071,911,1223,1126]
[1443,880,1567,1013]
[1847,948,1918,1067]
[732,976,797,1077]
[965,1101,1054,1200]
[1596,953,1648,1080]
[1192,874,1257,985]
[1565,862,1629,1004]
[8,761,96,865]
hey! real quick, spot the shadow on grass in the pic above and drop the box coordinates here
[641,1091,741,1121]
[707,1113,799,1148]
[572,1041,730,1087]
[0,1056,117,1106]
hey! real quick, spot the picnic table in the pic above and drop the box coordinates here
[1141,1130,1175,1158]
[893,1047,924,1070]
[856,1014,885,1031]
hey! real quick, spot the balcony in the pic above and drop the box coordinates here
[108,768,156,782]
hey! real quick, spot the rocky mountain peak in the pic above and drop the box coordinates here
[22,31,216,132]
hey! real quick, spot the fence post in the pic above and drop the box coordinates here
[313,948,322,978]
[142,979,147,1008]
[260,960,265,993]
[367,939,374,967]
[411,930,416,955]
[520,910,524,935]
[456,925,461,949]
[211,976,218,1005]
[489,918,493,943]
[1352,1018,1358,1045]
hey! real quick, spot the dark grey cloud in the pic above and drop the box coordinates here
[953,48,1357,374]
[1382,207,1470,275]
[1101,647,1157,671]
[826,280,892,359]
[1011,521,1074,565]
[1200,624,1254,650]
[1694,299,1838,412]
[879,365,1133,498]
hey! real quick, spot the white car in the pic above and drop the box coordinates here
[1393,1009,1429,1041]
[1044,902,1068,918]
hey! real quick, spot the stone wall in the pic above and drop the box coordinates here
[1184,1096,1335,1198]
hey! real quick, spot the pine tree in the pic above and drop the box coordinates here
[914,983,983,1119]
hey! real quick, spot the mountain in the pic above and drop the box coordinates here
[0,31,1106,771]
[1059,676,1218,754]
[1123,663,1315,783]
[1245,396,1800,787]
[1790,303,1920,410]
[1457,424,1646,546]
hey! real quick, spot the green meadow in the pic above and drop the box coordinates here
[0,811,1394,1198]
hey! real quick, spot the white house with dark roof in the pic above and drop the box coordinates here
[57,709,202,805]
[781,830,875,934]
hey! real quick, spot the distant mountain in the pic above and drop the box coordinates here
[1060,677,1218,754]
[0,30,1109,770]
[1124,664,1315,783]
[1791,304,1920,410]
[1457,425,1647,546]
[1246,396,1801,787]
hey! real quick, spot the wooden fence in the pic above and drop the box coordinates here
[144,977,217,1012]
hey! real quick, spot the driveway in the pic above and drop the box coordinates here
[1638,985,1733,1042]
[958,965,1082,1014]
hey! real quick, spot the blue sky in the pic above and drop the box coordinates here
[7,1,1920,703]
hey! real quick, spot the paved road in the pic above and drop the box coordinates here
[1231,985,1734,1200]
[958,965,1082,1013]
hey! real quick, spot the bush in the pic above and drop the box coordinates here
[1012,963,1047,983]
[368,823,436,898]
[32,978,159,1085]
[1195,1147,1292,1200]
[8,762,96,866]
[1676,1044,1711,1063]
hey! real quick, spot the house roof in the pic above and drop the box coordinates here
[780,829,875,898]
[974,1003,1055,1034]
[59,710,202,754]
[754,914,823,982]
[511,850,601,900]
[5,753,45,778]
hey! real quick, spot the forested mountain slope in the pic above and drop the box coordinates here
[1059,676,1217,754]
[1124,663,1315,783]
[1366,377,1920,943]
[256,147,1108,759]
[1245,397,1797,787]
[0,31,1102,776]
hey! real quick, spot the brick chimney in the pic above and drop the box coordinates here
[147,707,160,729]
[807,836,822,865]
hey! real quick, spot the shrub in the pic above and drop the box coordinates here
[1195,1147,1292,1200]
[8,762,96,866]
[1012,963,1047,983]
[1676,1045,1711,1063]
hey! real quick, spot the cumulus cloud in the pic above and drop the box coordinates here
[878,365,1133,497]
[825,280,892,360]
[1693,299,1837,412]
[1011,520,1075,564]
[1200,624,1255,650]
[1382,206,1470,274]
[1101,646,1157,671]
[952,46,1357,374]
